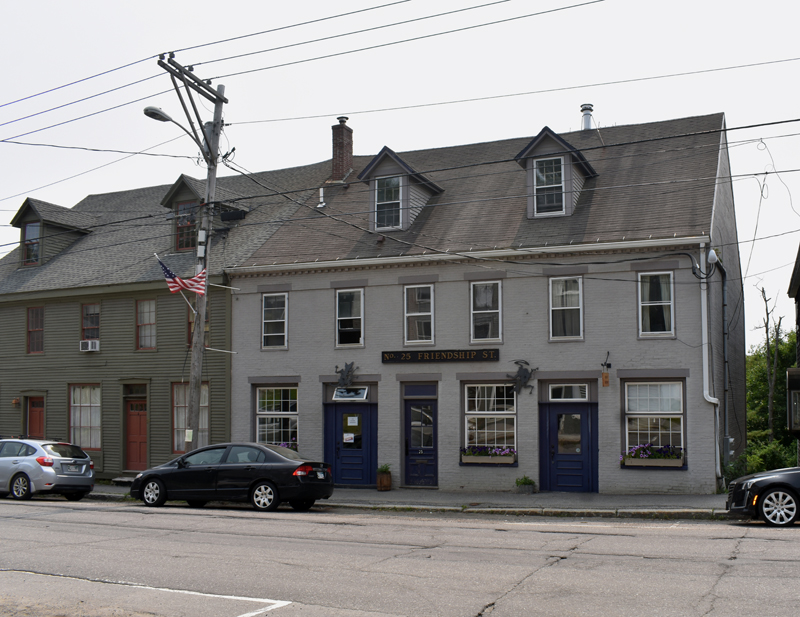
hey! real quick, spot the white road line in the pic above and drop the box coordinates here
[1,570,291,613]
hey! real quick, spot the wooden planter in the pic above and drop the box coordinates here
[377,471,392,491]
[622,457,684,467]
[461,455,516,464]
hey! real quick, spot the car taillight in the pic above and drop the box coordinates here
[89,460,94,470]
[293,464,313,477]
[36,456,54,467]
[326,465,331,476]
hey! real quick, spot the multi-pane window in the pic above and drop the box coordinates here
[550,277,582,338]
[70,385,101,450]
[464,384,516,449]
[639,272,673,335]
[82,304,100,340]
[188,298,209,348]
[337,289,363,346]
[27,307,44,353]
[175,200,197,251]
[549,384,588,401]
[136,300,156,349]
[624,382,683,449]
[471,281,501,342]
[256,387,298,449]
[23,222,40,265]
[405,285,433,343]
[173,383,209,452]
[262,293,287,348]
[376,177,401,229]
[534,157,564,215]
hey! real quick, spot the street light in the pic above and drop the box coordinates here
[143,106,208,161]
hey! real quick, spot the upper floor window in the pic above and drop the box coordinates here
[27,306,44,353]
[534,157,564,216]
[550,277,582,339]
[471,281,501,342]
[262,293,287,348]
[176,200,197,251]
[23,222,40,265]
[376,177,401,229]
[639,272,673,336]
[137,299,156,350]
[82,304,100,340]
[337,289,363,346]
[405,285,433,344]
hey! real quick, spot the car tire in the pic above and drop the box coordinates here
[289,499,315,512]
[759,488,798,526]
[251,481,279,512]
[141,478,167,507]
[10,474,32,500]
[186,500,207,508]
[64,493,86,502]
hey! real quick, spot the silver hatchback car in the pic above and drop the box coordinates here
[0,439,94,501]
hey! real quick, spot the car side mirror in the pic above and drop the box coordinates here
[177,458,187,469]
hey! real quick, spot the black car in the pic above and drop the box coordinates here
[129,443,333,512]
[727,467,800,526]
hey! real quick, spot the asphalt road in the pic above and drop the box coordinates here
[0,497,797,616]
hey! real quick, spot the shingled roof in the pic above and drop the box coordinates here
[0,112,726,296]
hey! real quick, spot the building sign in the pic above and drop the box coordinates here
[381,349,499,363]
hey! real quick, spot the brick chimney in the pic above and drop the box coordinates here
[331,116,353,182]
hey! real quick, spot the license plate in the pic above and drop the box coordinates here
[316,471,325,479]
[67,465,80,472]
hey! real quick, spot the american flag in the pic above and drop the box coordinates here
[156,255,207,295]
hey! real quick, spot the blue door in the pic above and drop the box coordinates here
[404,400,437,486]
[325,403,377,486]
[539,403,598,492]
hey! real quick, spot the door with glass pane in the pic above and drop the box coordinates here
[329,404,377,485]
[404,401,437,486]
[540,403,597,492]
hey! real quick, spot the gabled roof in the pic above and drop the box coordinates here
[514,126,597,178]
[357,146,444,194]
[159,174,251,212]
[10,197,98,231]
[788,243,800,299]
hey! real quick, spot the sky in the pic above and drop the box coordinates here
[1,0,798,349]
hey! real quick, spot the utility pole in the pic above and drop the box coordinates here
[153,55,228,452]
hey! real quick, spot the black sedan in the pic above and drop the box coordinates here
[727,467,800,526]
[129,443,333,512]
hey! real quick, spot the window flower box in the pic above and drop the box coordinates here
[460,446,516,464]
[622,456,684,467]
[620,444,684,467]
[461,454,516,464]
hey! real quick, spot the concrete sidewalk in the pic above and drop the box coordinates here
[90,482,733,520]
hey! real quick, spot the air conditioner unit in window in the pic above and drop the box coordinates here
[79,340,100,352]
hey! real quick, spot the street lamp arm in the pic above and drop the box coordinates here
[142,106,208,163]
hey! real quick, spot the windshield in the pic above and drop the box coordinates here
[44,444,89,458]
[263,445,304,461]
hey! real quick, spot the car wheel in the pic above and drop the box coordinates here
[141,479,167,507]
[759,488,798,526]
[289,499,315,512]
[186,500,207,508]
[10,474,32,500]
[251,481,279,512]
[64,493,86,502]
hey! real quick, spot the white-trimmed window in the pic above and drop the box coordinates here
[262,293,287,348]
[549,384,588,401]
[376,176,401,229]
[173,383,209,452]
[534,157,564,215]
[471,281,502,342]
[336,289,363,346]
[639,272,673,336]
[136,299,156,350]
[550,277,582,338]
[404,284,433,344]
[624,382,683,449]
[256,387,298,448]
[464,384,516,449]
[70,385,101,450]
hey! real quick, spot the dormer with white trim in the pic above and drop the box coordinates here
[514,127,597,219]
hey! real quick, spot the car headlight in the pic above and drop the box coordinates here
[743,479,756,491]
[135,473,143,479]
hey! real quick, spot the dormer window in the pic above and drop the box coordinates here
[176,200,197,251]
[376,177,401,229]
[534,157,564,216]
[23,222,41,265]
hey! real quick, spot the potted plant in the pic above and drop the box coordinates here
[621,444,684,467]
[515,475,537,494]
[460,446,517,464]
[377,463,392,491]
